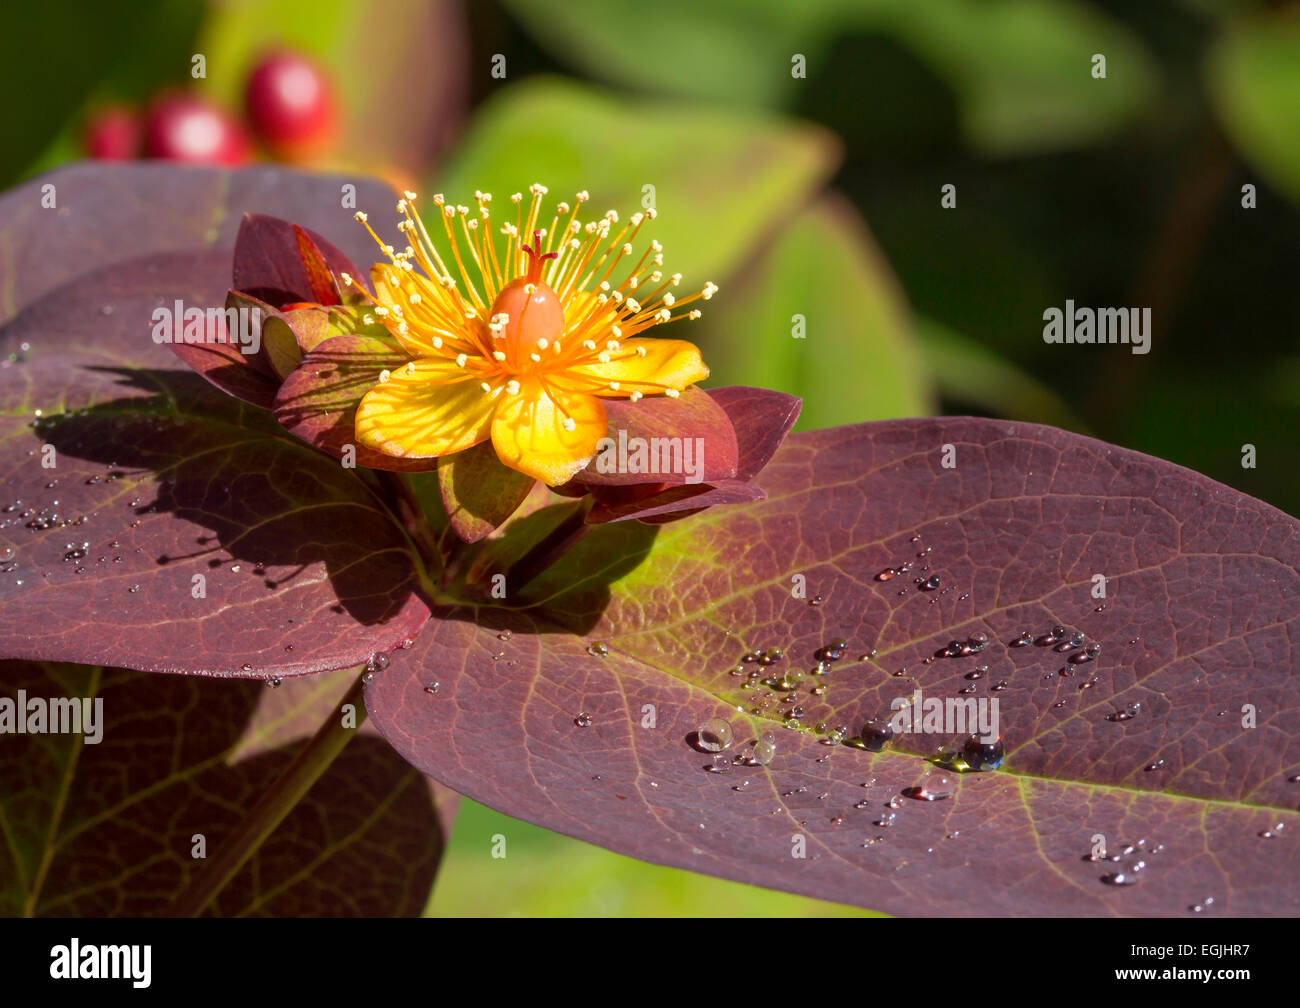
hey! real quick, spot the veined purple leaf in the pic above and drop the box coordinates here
[231,214,355,308]
[436,441,539,544]
[0,162,398,326]
[0,661,455,916]
[273,334,435,473]
[366,417,1300,916]
[0,165,426,677]
[577,387,739,487]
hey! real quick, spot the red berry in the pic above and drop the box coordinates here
[244,51,338,158]
[84,105,142,160]
[143,94,251,165]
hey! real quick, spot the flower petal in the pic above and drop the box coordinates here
[355,357,497,458]
[275,335,434,472]
[564,338,709,396]
[491,379,607,486]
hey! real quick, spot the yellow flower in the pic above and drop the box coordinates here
[347,185,716,486]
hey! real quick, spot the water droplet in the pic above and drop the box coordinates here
[820,637,847,661]
[1101,870,1142,887]
[424,682,440,694]
[876,567,897,581]
[267,678,282,688]
[1144,759,1165,772]
[809,593,824,606]
[920,575,940,591]
[732,780,749,792]
[1259,822,1284,839]
[961,734,1005,771]
[497,629,513,641]
[904,769,955,801]
[1072,642,1101,663]
[759,647,784,665]
[0,546,15,564]
[574,712,593,727]
[695,718,733,753]
[127,584,140,593]
[587,641,608,658]
[752,736,777,765]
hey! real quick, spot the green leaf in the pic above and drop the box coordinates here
[433,77,839,285]
[502,0,850,108]
[503,0,1158,155]
[1209,12,1300,206]
[871,0,1159,155]
[916,316,1092,433]
[692,195,933,430]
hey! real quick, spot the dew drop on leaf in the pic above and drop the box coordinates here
[574,712,593,727]
[904,769,955,801]
[695,718,733,753]
[961,734,1005,772]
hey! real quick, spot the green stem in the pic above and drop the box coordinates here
[503,497,594,597]
[373,470,443,579]
[169,673,368,917]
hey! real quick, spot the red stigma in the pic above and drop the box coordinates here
[520,229,559,284]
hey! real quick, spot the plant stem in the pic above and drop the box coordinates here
[503,497,594,596]
[373,470,443,579]
[169,673,368,917]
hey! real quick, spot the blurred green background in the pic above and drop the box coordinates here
[7,0,1299,915]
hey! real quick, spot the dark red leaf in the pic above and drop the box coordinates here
[366,417,1300,916]
[436,441,539,543]
[588,480,766,524]
[233,213,355,307]
[273,334,434,473]
[706,385,802,479]
[576,387,738,487]
[0,661,455,915]
[0,162,399,327]
[293,222,344,305]
[0,166,427,677]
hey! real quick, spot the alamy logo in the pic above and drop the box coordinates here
[889,689,999,742]
[1042,300,1150,355]
[0,692,103,744]
[151,300,262,356]
[50,940,151,988]
[593,429,706,484]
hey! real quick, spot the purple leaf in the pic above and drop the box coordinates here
[576,387,739,487]
[0,162,398,327]
[436,442,539,543]
[0,661,455,915]
[273,334,435,473]
[365,417,1300,916]
[231,213,357,308]
[0,166,427,677]
[706,385,802,480]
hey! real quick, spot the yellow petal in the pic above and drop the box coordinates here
[355,357,496,458]
[565,338,709,396]
[491,378,607,486]
[370,263,486,360]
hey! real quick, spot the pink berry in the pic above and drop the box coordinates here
[143,94,251,165]
[244,51,337,158]
[84,106,142,160]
